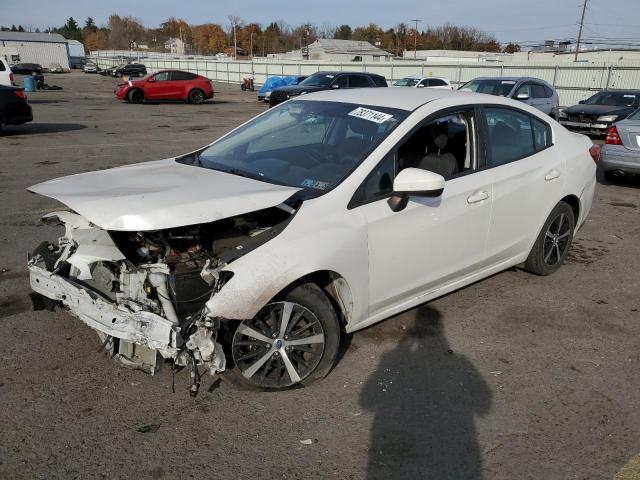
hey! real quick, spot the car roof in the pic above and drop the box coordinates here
[469,76,551,84]
[402,75,449,80]
[313,70,383,77]
[296,87,493,111]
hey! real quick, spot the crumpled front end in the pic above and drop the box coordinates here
[27,204,295,393]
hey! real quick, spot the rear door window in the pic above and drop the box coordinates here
[429,79,448,87]
[532,84,547,98]
[348,75,372,88]
[372,76,387,87]
[171,71,198,81]
[482,107,535,166]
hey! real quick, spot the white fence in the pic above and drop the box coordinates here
[89,52,640,107]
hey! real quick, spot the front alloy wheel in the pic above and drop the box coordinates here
[233,302,325,388]
[228,283,340,390]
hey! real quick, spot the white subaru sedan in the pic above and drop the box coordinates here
[27,88,596,392]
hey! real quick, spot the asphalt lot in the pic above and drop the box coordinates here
[1,73,640,480]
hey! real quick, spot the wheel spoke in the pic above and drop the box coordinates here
[242,350,274,379]
[280,350,301,384]
[278,302,294,338]
[237,324,272,344]
[556,214,564,234]
[545,230,555,240]
[544,245,554,263]
[558,230,570,240]
[555,244,562,263]
[286,334,325,346]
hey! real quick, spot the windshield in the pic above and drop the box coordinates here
[299,73,336,87]
[459,79,516,96]
[584,91,638,107]
[177,100,408,194]
[394,78,420,87]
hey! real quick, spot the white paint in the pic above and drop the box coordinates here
[28,159,300,231]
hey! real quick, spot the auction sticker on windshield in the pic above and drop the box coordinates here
[348,107,393,124]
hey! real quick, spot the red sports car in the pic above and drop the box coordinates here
[115,70,214,104]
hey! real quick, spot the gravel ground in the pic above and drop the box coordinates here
[1,73,639,480]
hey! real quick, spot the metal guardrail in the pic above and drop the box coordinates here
[89,52,640,107]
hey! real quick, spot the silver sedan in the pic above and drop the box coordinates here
[601,109,640,181]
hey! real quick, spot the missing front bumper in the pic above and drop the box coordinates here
[29,263,181,356]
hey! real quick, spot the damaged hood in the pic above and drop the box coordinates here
[28,159,300,231]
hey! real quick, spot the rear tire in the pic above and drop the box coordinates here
[127,89,143,104]
[223,282,341,390]
[525,201,575,275]
[188,89,205,104]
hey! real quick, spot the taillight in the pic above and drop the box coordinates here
[589,144,601,163]
[14,89,27,100]
[9,72,14,83]
[605,126,622,145]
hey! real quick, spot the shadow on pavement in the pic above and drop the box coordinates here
[0,123,87,136]
[360,305,491,480]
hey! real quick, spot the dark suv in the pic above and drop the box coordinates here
[269,71,387,107]
[113,63,147,78]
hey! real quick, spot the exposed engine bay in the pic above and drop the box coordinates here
[28,205,295,396]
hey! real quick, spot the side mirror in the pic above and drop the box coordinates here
[147,78,155,83]
[417,84,425,88]
[516,93,529,100]
[578,100,585,104]
[388,168,445,212]
[331,84,340,89]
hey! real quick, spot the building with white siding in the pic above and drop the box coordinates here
[0,32,71,69]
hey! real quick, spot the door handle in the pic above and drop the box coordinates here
[467,190,490,204]
[545,169,561,181]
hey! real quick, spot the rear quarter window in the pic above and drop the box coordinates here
[0,61,5,72]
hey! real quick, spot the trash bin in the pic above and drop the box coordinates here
[23,75,35,92]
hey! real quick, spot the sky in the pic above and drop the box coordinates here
[1,0,639,47]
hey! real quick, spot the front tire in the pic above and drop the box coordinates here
[225,282,340,390]
[127,89,143,104]
[188,89,205,104]
[525,201,575,275]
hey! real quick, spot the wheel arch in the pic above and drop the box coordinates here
[272,270,354,329]
[560,194,580,227]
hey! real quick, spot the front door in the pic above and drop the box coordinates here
[353,108,494,317]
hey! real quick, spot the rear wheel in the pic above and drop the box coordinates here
[225,282,340,390]
[525,202,575,275]
[127,89,143,104]
[188,89,205,104]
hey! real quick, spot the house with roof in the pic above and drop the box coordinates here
[282,38,392,62]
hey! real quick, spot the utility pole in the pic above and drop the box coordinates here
[574,0,588,62]
[233,22,237,60]
[410,19,421,59]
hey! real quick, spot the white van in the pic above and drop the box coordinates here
[0,58,14,86]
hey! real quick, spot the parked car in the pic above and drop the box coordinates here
[459,77,559,117]
[115,70,214,104]
[258,75,308,102]
[10,63,43,75]
[46,63,64,73]
[600,108,640,181]
[113,63,147,78]
[393,75,453,90]
[83,63,97,74]
[269,71,387,107]
[27,88,596,392]
[558,90,640,136]
[0,85,32,132]
[0,57,15,86]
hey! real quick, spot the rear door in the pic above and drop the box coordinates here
[480,106,564,264]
